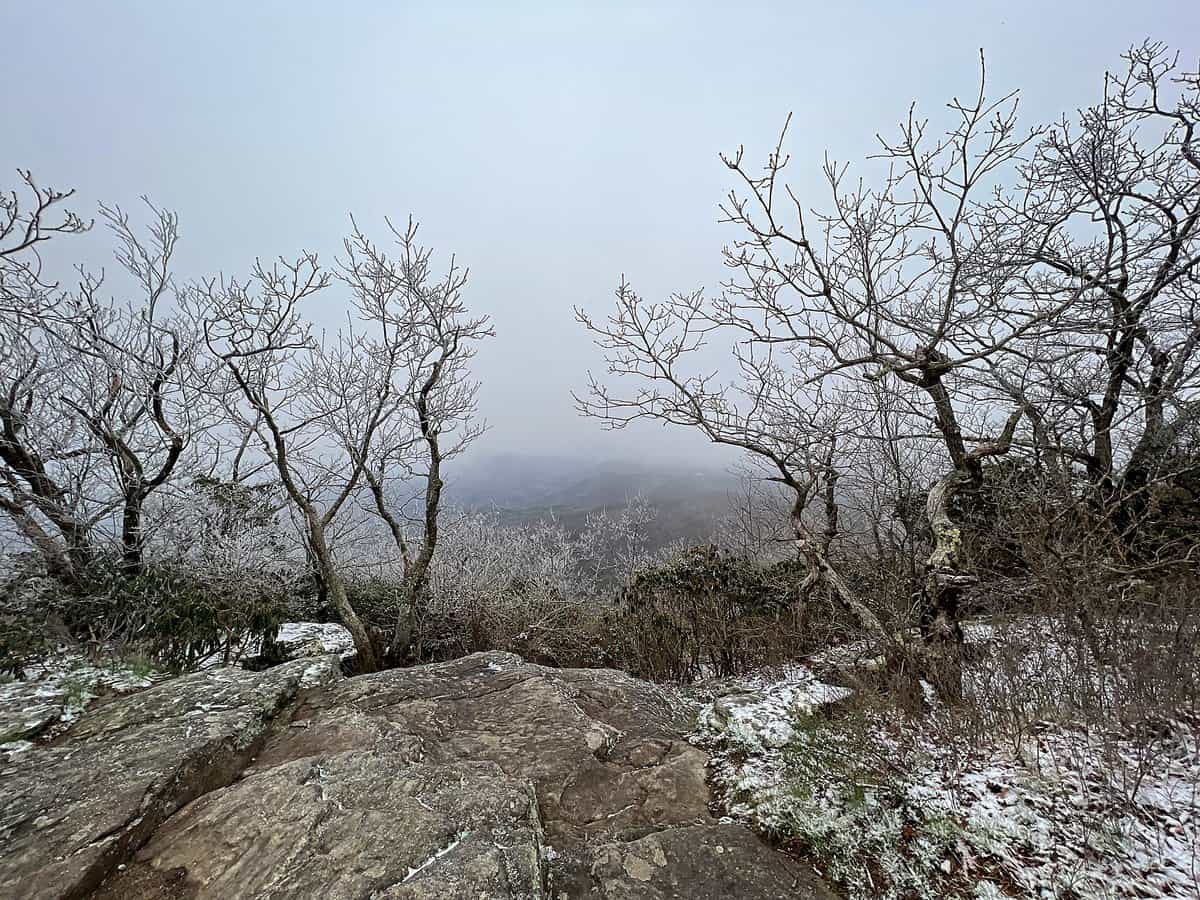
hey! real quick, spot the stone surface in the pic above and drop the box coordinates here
[237,651,831,898]
[0,655,341,900]
[590,825,834,899]
[0,654,164,747]
[97,751,542,900]
[0,687,61,743]
[246,650,715,892]
[4,650,834,899]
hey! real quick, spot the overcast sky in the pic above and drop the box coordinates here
[4,1,1197,466]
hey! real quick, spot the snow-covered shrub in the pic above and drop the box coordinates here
[0,558,73,674]
[347,502,829,676]
[0,475,312,672]
[83,477,308,667]
[331,501,663,666]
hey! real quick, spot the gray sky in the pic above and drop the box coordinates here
[4,1,1197,465]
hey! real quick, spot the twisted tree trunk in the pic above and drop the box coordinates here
[916,357,1023,701]
[921,469,973,700]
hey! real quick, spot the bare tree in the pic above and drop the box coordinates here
[59,202,208,575]
[0,338,99,584]
[578,57,1106,698]
[717,62,1064,693]
[0,170,90,317]
[197,250,387,669]
[1,179,205,584]
[0,174,95,583]
[580,45,1200,698]
[199,218,489,671]
[994,43,1200,538]
[330,219,491,660]
[576,280,889,646]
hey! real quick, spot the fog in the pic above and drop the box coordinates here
[3,0,1196,466]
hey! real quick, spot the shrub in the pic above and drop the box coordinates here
[0,541,310,674]
[619,545,813,681]
[0,561,68,675]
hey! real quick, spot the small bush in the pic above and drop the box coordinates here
[84,563,300,668]
[0,563,68,675]
[618,545,814,681]
[0,554,310,673]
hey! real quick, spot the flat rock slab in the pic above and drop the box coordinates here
[252,653,711,842]
[0,656,340,900]
[96,751,542,900]
[3,650,834,899]
[241,652,832,898]
[0,684,63,744]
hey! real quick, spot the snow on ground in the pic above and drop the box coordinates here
[695,626,1200,899]
[0,651,166,749]
[223,621,356,665]
[698,664,852,750]
[0,621,352,751]
[807,620,996,675]
[191,621,357,669]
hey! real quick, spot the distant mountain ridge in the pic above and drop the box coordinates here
[445,452,739,549]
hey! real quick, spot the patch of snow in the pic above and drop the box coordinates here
[807,639,883,673]
[401,831,467,882]
[297,657,341,689]
[698,663,852,754]
[695,628,1200,899]
[210,622,356,669]
[275,622,356,657]
[961,622,996,643]
[0,650,166,741]
[810,619,996,674]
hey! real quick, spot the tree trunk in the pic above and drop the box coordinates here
[915,366,1021,702]
[792,511,891,648]
[389,378,446,660]
[328,574,380,673]
[308,519,380,673]
[0,493,79,585]
[121,489,144,576]
[921,469,972,700]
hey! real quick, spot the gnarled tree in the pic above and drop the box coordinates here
[579,56,1103,698]
[60,202,208,575]
[995,43,1200,546]
[1,179,205,584]
[576,280,887,646]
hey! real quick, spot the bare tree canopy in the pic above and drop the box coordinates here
[578,42,1200,699]
[197,219,490,671]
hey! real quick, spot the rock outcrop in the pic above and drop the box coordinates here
[0,655,340,900]
[2,651,834,899]
[96,752,543,899]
